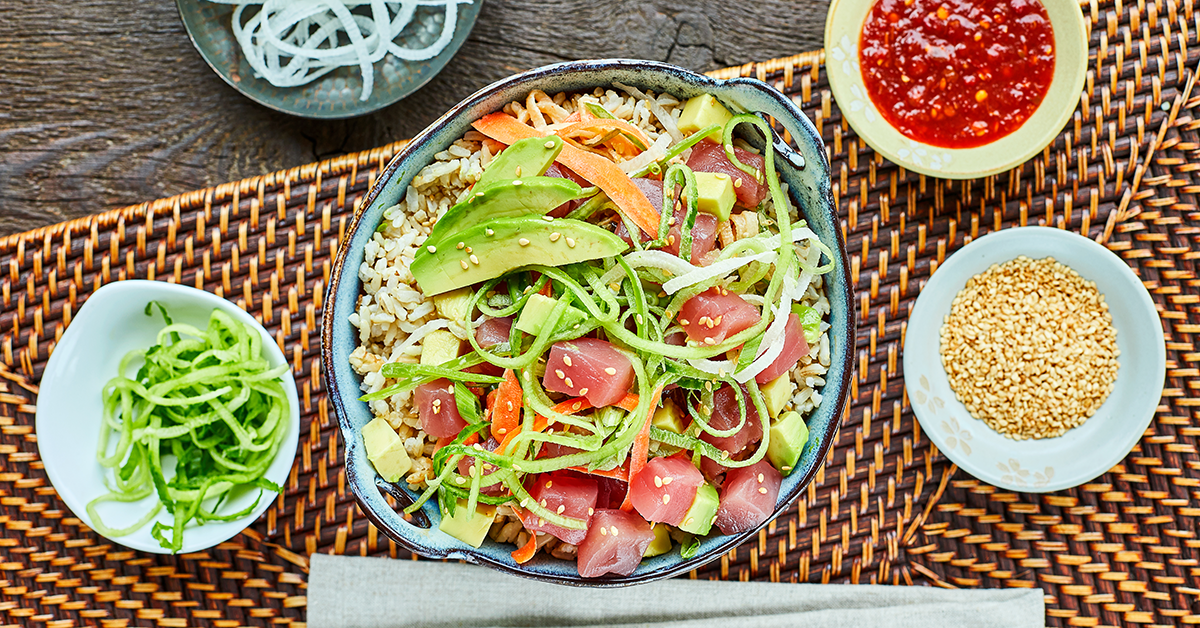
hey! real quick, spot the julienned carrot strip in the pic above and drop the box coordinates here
[556,119,653,152]
[497,415,549,455]
[620,385,665,512]
[511,531,539,564]
[491,370,522,441]
[615,393,640,413]
[472,113,661,236]
[568,464,630,482]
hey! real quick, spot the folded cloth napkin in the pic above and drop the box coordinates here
[307,553,1045,628]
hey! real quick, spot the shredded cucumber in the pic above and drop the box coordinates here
[89,303,287,553]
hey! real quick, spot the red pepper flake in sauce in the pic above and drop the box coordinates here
[859,0,1055,149]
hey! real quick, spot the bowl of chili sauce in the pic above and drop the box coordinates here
[824,0,1087,179]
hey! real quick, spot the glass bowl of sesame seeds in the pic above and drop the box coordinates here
[903,227,1165,492]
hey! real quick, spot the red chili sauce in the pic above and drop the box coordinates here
[859,0,1055,149]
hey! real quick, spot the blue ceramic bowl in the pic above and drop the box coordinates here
[322,59,856,586]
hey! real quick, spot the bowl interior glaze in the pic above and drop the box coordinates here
[321,60,856,585]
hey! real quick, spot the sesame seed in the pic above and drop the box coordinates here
[662,477,672,485]
[519,238,531,246]
[486,228,495,236]
[667,216,676,226]
[540,499,547,507]
[475,191,485,198]
[514,166,522,177]
[497,428,507,435]
[758,487,768,494]
[546,480,553,488]
[654,476,663,488]
[572,402,582,411]
[550,232,561,242]
[542,215,554,222]
[578,387,588,395]
[704,337,715,345]
[757,473,764,483]
[566,237,576,248]
[605,367,617,375]
[468,464,476,475]
[610,526,619,536]
[513,179,524,186]
[565,377,574,388]
[544,140,556,149]
[460,260,469,270]
[426,245,437,253]
[600,527,607,536]
[457,241,465,250]
[556,369,565,379]
[587,507,594,515]
[734,178,743,188]
[563,356,572,367]
[456,476,466,484]
[679,318,690,326]
[539,518,546,526]
[470,254,480,265]
[557,505,565,514]
[507,401,514,411]
[662,494,670,504]
[465,246,473,253]
[513,464,522,471]
[714,173,728,180]
[684,517,694,525]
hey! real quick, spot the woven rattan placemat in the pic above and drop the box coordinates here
[3,2,1199,626]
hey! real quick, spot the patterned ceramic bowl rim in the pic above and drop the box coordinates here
[321,59,857,586]
[824,0,1089,179]
[903,227,1166,492]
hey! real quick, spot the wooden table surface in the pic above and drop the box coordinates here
[0,0,828,236]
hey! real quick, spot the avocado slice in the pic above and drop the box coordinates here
[412,216,629,296]
[643,523,673,557]
[476,135,564,190]
[651,400,687,434]
[423,177,591,250]
[434,287,475,322]
[678,94,734,141]
[760,374,792,419]
[768,410,810,476]
[514,292,587,337]
[438,499,497,548]
[362,418,412,483]
[684,172,737,222]
[678,482,719,536]
[420,329,462,365]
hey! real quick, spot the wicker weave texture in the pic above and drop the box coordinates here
[2,1,1198,626]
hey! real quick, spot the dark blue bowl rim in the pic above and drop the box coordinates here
[321,59,856,586]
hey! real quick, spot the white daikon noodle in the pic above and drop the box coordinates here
[208,0,474,101]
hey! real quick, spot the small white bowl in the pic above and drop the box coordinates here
[36,280,299,553]
[904,228,1165,492]
[824,0,1088,179]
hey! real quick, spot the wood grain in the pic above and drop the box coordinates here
[0,0,828,236]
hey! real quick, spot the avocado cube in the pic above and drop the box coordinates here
[761,374,793,419]
[678,482,719,536]
[643,523,673,557]
[678,94,734,141]
[434,287,474,322]
[685,172,737,222]
[652,400,687,434]
[768,411,810,476]
[514,293,587,337]
[420,329,461,366]
[362,418,412,482]
[438,499,497,548]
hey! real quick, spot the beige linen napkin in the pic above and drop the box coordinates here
[307,553,1044,628]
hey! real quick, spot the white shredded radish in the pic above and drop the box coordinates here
[662,249,777,294]
[787,246,822,302]
[387,318,448,358]
[687,357,736,375]
[212,0,474,101]
[619,133,671,174]
[762,226,822,250]
[614,82,684,143]
[734,302,791,384]
[598,250,697,286]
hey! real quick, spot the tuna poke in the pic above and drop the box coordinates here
[348,85,835,578]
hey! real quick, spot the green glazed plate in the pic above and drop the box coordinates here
[176,0,483,119]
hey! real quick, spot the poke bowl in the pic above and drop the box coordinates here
[322,59,855,585]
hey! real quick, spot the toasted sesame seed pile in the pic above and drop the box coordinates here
[939,256,1120,440]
